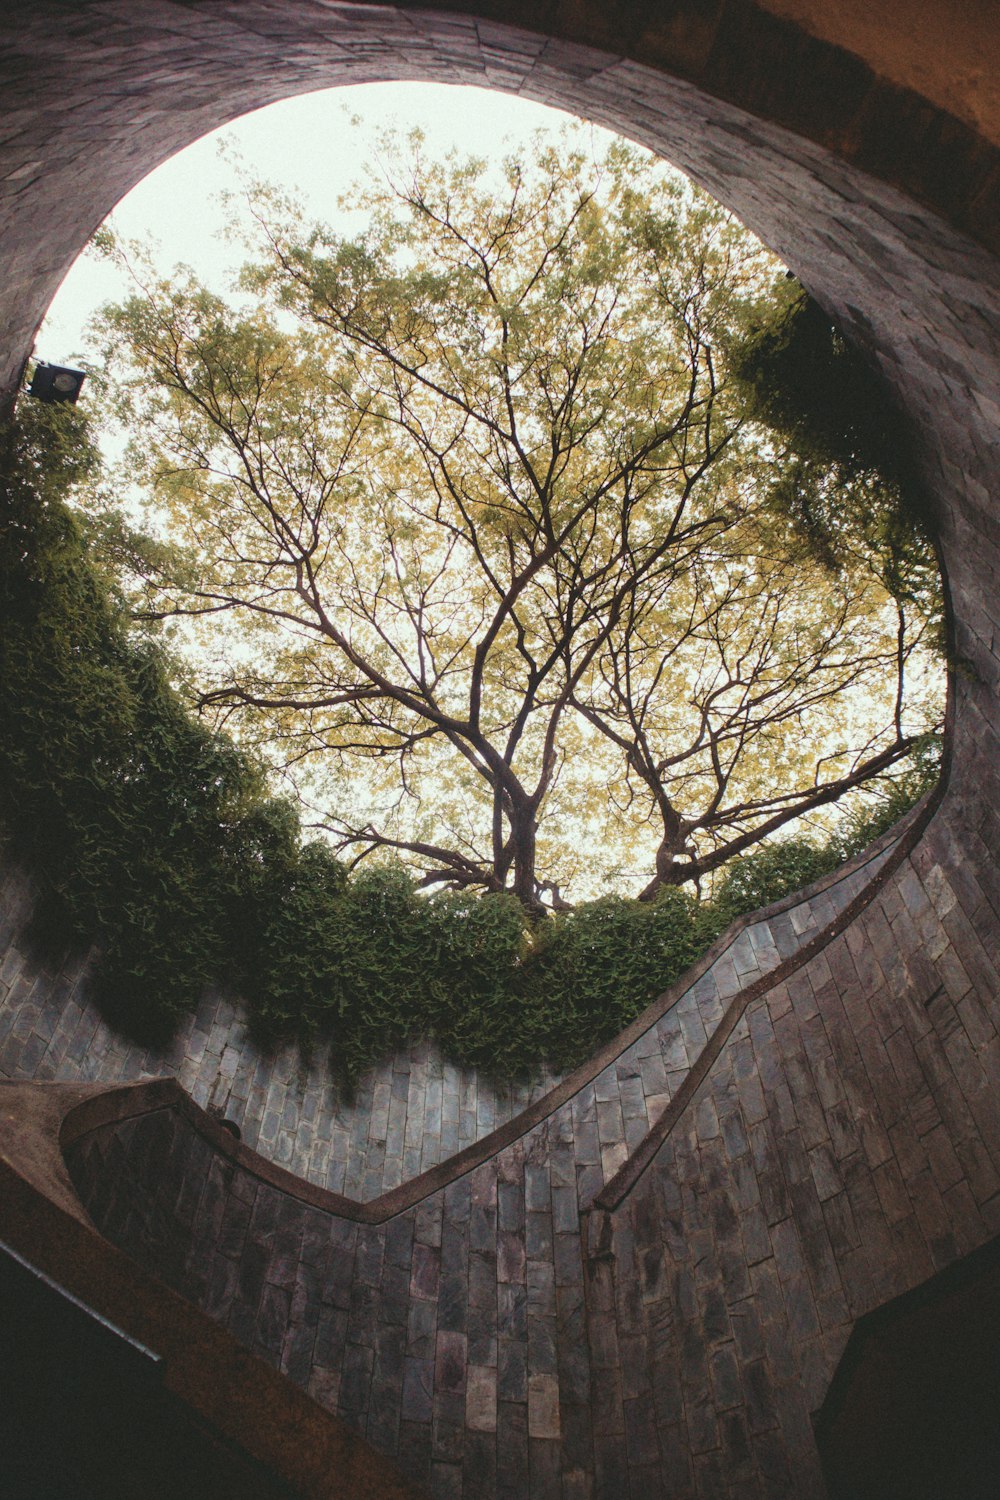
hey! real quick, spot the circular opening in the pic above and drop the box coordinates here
[41,85,947,901]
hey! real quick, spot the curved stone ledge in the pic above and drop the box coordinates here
[50,814,915,1228]
[56,779,1000,1496]
[591,794,941,1218]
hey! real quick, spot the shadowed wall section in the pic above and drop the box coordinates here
[4,2,1000,1496]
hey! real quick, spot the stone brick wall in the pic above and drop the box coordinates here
[60,826,944,1500]
[62,803,1000,1499]
[0,861,555,1194]
[584,813,1000,1496]
[5,2,1000,1496]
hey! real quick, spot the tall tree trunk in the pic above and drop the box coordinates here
[507,804,541,913]
[637,807,690,901]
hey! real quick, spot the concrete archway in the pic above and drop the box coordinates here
[4,4,1000,1496]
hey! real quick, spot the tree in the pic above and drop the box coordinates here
[572,543,939,897]
[90,128,944,911]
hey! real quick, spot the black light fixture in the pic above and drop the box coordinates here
[27,361,86,404]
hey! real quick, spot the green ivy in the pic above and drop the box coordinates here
[726,290,942,600]
[0,409,939,1080]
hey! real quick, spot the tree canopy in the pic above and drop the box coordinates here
[0,403,940,1077]
[89,127,945,912]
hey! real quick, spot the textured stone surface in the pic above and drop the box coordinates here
[4,2,1000,1496]
[0,846,893,1203]
[63,818,1000,1497]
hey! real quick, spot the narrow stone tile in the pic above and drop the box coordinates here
[527,1373,560,1440]
[466,1363,498,1432]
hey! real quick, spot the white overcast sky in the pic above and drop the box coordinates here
[39,82,623,367]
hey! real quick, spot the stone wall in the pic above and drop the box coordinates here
[0,865,556,1196]
[63,804,1000,1499]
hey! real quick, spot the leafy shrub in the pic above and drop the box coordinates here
[707,838,843,932]
[727,289,943,621]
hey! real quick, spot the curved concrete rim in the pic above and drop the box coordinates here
[5,0,1000,401]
